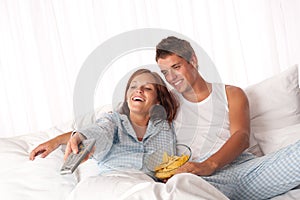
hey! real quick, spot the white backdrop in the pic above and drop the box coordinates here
[0,0,299,137]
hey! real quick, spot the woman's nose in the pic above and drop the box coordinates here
[135,87,143,93]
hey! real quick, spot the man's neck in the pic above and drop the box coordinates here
[182,76,211,103]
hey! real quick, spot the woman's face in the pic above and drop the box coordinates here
[127,73,159,116]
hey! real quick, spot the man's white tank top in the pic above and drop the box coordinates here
[174,83,230,162]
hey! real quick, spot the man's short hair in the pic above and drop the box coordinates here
[155,36,195,63]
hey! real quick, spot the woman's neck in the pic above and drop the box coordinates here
[129,114,149,141]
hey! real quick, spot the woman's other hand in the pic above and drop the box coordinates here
[29,132,72,160]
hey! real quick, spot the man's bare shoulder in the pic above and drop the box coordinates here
[225,85,249,103]
[225,85,244,93]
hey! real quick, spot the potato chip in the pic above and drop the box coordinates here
[154,152,190,179]
[162,152,169,163]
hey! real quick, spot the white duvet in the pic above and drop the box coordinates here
[0,130,229,200]
[0,134,73,200]
[0,130,299,200]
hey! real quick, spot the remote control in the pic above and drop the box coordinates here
[60,138,96,175]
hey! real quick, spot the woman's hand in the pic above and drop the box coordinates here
[29,132,72,160]
[29,139,59,160]
[63,132,85,160]
[175,160,218,176]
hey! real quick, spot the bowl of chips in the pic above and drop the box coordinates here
[145,144,192,180]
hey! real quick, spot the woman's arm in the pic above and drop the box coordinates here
[29,131,72,160]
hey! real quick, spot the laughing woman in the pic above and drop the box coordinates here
[30,69,179,177]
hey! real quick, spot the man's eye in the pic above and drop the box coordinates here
[162,71,168,76]
[130,86,136,89]
[174,65,180,69]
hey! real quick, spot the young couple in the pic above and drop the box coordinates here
[30,36,299,199]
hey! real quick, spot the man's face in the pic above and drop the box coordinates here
[157,54,197,94]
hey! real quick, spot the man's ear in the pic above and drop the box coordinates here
[190,54,198,68]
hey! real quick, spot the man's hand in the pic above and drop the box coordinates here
[175,160,218,176]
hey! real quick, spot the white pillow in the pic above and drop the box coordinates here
[254,123,300,154]
[73,104,113,130]
[245,64,300,154]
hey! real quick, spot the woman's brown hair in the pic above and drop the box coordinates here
[120,69,178,123]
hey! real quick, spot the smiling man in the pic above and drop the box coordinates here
[155,36,300,200]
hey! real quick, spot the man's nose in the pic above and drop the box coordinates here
[168,69,177,80]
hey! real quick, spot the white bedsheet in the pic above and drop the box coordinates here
[0,134,76,200]
[67,171,229,200]
[0,131,299,200]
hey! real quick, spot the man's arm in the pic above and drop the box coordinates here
[176,85,250,176]
[207,85,250,169]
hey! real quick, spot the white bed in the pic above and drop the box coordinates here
[1,65,299,200]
